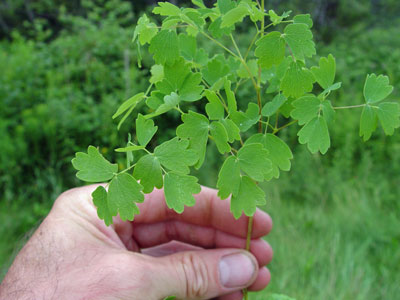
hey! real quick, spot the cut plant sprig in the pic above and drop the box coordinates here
[72,2,399,299]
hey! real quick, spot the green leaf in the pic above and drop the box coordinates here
[218,0,235,14]
[255,32,286,69]
[359,104,378,142]
[291,94,321,125]
[154,137,198,174]
[220,118,241,142]
[115,145,145,152]
[136,114,158,147]
[202,55,230,86]
[237,143,272,182]
[176,111,210,169]
[113,93,145,119]
[237,59,258,79]
[363,74,394,104]
[133,14,158,46]
[205,90,225,120]
[150,65,164,84]
[209,16,234,38]
[268,9,292,25]
[321,100,336,125]
[92,186,114,226]
[133,154,163,194]
[146,91,164,110]
[221,4,249,28]
[217,156,241,200]
[72,146,118,182]
[293,14,313,28]
[153,2,181,16]
[231,176,266,219]
[376,102,400,135]
[108,173,144,221]
[164,172,201,213]
[320,82,342,99]
[245,133,293,179]
[156,58,204,102]
[146,92,180,118]
[224,80,237,114]
[231,102,260,132]
[210,121,231,154]
[283,23,316,60]
[179,34,197,61]
[281,61,315,98]
[311,54,336,90]
[261,94,287,117]
[298,116,330,154]
[149,30,179,65]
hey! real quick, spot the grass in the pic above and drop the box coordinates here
[251,161,400,300]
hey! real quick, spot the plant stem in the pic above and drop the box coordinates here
[333,104,365,110]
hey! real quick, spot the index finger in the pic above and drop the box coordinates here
[134,186,272,239]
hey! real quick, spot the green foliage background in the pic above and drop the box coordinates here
[0,1,399,298]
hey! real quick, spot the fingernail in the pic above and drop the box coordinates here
[219,252,256,288]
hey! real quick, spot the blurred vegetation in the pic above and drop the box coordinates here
[0,1,399,299]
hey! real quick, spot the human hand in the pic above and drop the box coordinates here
[0,185,273,300]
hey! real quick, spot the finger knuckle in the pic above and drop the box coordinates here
[177,252,209,299]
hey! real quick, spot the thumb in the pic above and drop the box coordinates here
[151,249,258,300]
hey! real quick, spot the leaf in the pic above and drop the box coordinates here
[363,74,393,104]
[205,90,225,120]
[217,156,241,200]
[113,93,145,119]
[293,14,313,28]
[108,173,144,221]
[231,176,266,219]
[202,55,230,86]
[281,61,315,98]
[150,65,164,84]
[311,54,336,90]
[231,102,260,132]
[283,23,316,60]
[154,137,198,174]
[291,94,321,125]
[210,121,231,154]
[146,92,180,118]
[218,0,235,14]
[237,59,258,79]
[320,82,342,99]
[164,172,201,213]
[255,32,286,69]
[224,80,237,114]
[179,34,197,61]
[221,4,249,28]
[376,102,400,135]
[245,133,293,179]
[262,94,287,117]
[136,114,158,147]
[156,58,204,102]
[237,143,272,182]
[209,16,234,38]
[133,154,163,194]
[149,30,179,65]
[268,9,292,25]
[359,104,378,142]
[176,111,210,169]
[72,146,118,182]
[298,116,330,154]
[115,145,145,152]
[133,14,158,46]
[153,2,181,16]
[92,186,114,226]
[220,118,241,142]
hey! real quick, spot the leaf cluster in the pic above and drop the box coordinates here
[72,0,399,225]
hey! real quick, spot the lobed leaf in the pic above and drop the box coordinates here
[72,146,118,182]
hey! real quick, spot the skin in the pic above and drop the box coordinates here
[0,185,273,300]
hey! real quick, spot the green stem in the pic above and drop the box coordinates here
[333,104,366,110]
[199,31,239,59]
